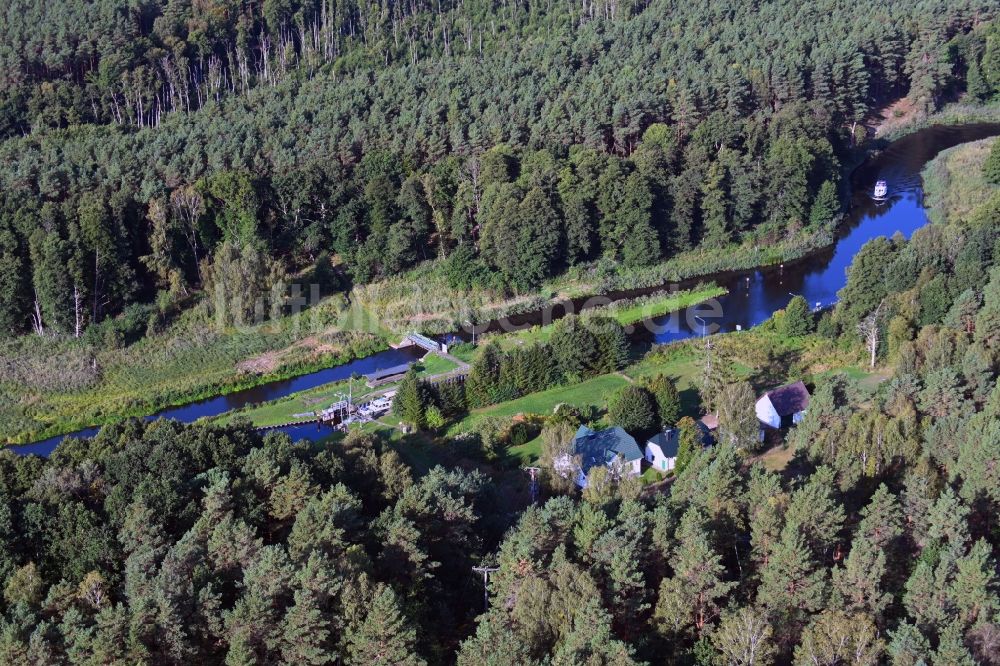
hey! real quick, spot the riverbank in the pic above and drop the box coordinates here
[352,230,831,336]
[478,285,727,349]
[213,351,462,428]
[0,227,818,445]
[0,294,389,444]
[921,135,999,225]
[210,285,724,429]
[349,110,1000,335]
[879,99,1000,142]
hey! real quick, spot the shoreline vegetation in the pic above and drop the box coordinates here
[878,99,1000,142]
[921,134,999,225]
[0,295,390,444]
[0,219,781,446]
[354,229,829,335]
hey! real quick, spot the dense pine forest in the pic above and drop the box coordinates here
[3,2,1000,663]
[0,139,999,662]
[0,0,998,338]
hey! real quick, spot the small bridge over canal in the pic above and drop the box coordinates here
[396,332,447,354]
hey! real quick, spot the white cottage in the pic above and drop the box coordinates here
[755,381,810,429]
[645,429,679,472]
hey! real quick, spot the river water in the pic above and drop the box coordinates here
[641,123,1000,343]
[11,123,999,456]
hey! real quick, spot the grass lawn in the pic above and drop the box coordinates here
[450,321,875,464]
[217,379,373,427]
[448,343,478,364]
[482,285,727,351]
[641,467,668,485]
[448,343,709,458]
[509,436,543,465]
[607,286,727,327]
[449,373,633,436]
[413,353,459,376]
[757,443,797,473]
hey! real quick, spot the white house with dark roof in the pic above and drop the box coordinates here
[755,380,810,429]
[645,429,679,472]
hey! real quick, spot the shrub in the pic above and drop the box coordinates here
[816,312,838,339]
[508,421,534,447]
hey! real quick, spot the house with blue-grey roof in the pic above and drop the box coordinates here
[567,425,643,488]
[645,428,679,472]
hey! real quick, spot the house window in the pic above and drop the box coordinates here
[661,460,666,470]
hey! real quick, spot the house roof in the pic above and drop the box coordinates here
[573,426,643,473]
[764,381,810,416]
[365,363,412,382]
[647,429,679,458]
[695,421,716,447]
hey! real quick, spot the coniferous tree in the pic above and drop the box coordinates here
[951,539,1000,630]
[809,179,839,226]
[832,536,891,619]
[551,599,637,666]
[758,529,827,630]
[281,589,333,665]
[345,586,423,666]
[549,316,600,381]
[616,173,660,268]
[457,612,540,666]
[673,417,700,476]
[393,369,429,430]
[701,160,731,248]
[654,509,735,637]
[886,621,930,666]
[965,58,990,102]
[932,622,976,666]
[781,296,813,337]
[645,374,681,428]
[0,226,28,337]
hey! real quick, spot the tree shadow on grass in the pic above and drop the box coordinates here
[678,386,703,418]
[748,348,802,392]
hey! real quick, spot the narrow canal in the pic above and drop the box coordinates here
[12,123,1000,455]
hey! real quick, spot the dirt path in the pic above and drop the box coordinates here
[867,97,919,137]
[616,371,635,384]
[439,351,470,371]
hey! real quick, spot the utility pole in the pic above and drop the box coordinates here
[348,372,361,411]
[472,565,500,611]
[694,315,712,375]
[524,467,541,504]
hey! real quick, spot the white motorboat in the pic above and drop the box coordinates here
[872,179,888,201]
